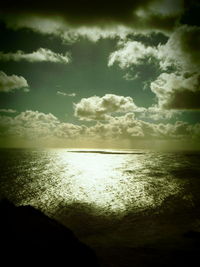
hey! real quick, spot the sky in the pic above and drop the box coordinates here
[0,0,200,149]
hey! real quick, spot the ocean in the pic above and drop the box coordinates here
[1,148,200,266]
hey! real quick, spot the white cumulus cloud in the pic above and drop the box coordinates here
[74,94,143,121]
[108,41,157,68]
[0,110,200,149]
[0,71,29,92]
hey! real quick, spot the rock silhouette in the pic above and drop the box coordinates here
[0,199,99,267]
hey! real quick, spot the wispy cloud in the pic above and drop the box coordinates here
[57,91,76,97]
[0,108,17,113]
[0,48,71,64]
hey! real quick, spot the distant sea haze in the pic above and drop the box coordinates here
[0,148,200,266]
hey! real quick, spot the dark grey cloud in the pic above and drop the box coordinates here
[108,25,200,73]
[158,25,200,72]
[0,0,168,23]
[108,24,200,111]
[151,72,200,110]
[0,0,185,32]
[180,0,200,26]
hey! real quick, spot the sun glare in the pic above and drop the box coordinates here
[45,149,182,215]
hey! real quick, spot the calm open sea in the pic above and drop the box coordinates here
[1,148,200,266]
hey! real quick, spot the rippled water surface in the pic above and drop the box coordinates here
[1,148,200,266]
[1,148,200,217]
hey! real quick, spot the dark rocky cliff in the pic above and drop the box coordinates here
[0,199,100,267]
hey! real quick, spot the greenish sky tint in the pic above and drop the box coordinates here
[0,0,199,149]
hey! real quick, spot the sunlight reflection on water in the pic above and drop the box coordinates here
[0,149,186,216]
[35,149,183,215]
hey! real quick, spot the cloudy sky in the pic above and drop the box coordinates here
[0,0,199,149]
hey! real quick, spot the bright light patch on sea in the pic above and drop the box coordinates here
[32,149,184,214]
[0,149,186,216]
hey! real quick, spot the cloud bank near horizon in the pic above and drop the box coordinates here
[0,109,199,150]
[0,0,199,149]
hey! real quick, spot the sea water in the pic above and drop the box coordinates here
[1,148,200,264]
